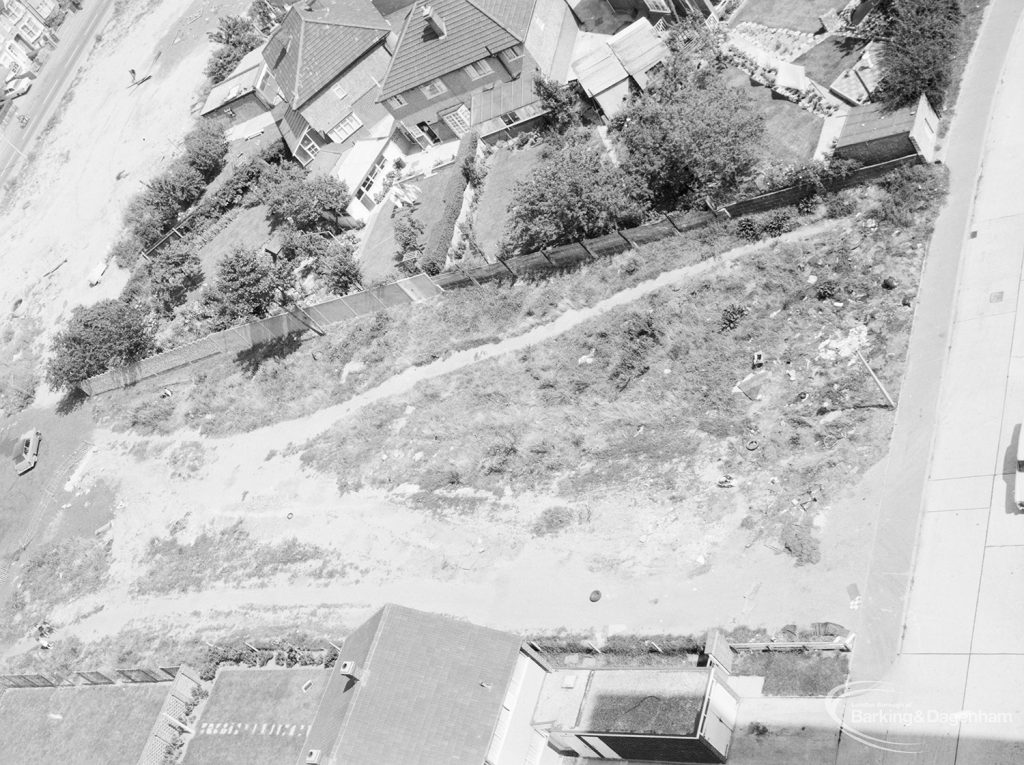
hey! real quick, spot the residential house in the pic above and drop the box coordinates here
[0,666,202,765]
[0,0,51,75]
[201,44,282,140]
[379,0,580,148]
[262,0,404,216]
[570,16,669,120]
[832,94,938,165]
[23,0,57,23]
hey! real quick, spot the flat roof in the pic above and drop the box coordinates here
[836,98,920,147]
[0,683,170,765]
[201,46,267,115]
[471,59,542,124]
[181,668,331,765]
[541,669,712,737]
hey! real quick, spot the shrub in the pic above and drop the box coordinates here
[825,192,857,219]
[322,241,362,295]
[735,218,760,242]
[110,234,144,269]
[815,280,839,301]
[46,300,155,390]
[392,205,425,263]
[534,75,584,133]
[205,15,265,84]
[150,237,204,312]
[128,396,177,435]
[183,119,228,181]
[780,521,821,565]
[461,154,487,188]
[420,132,479,273]
[719,303,747,332]
[531,506,575,536]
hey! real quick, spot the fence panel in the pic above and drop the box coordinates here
[667,210,715,232]
[306,296,360,326]
[396,273,444,301]
[371,282,418,308]
[509,251,556,276]
[546,243,590,269]
[582,232,631,258]
[620,219,677,247]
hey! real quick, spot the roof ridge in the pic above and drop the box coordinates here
[292,10,306,105]
[302,17,391,31]
[379,4,415,96]
[464,0,531,39]
[329,604,393,761]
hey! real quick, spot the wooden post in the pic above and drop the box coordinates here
[855,349,896,409]
[663,213,681,232]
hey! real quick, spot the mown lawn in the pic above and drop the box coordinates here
[474,143,545,259]
[731,0,848,33]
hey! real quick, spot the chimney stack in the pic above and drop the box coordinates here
[338,661,361,682]
[421,5,447,38]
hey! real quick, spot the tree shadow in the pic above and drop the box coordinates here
[56,387,88,416]
[234,331,304,376]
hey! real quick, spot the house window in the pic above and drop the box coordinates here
[441,104,471,137]
[19,14,42,40]
[328,113,363,143]
[386,93,408,109]
[419,77,448,99]
[331,82,348,100]
[502,44,523,61]
[644,0,671,13]
[464,58,493,80]
[295,128,321,165]
[499,110,520,127]
[357,155,387,198]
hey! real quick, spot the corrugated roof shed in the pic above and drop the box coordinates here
[263,0,391,108]
[303,603,523,765]
[380,0,534,98]
[608,18,667,80]
[835,99,918,148]
[573,45,628,97]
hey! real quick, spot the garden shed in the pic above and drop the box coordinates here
[832,94,938,165]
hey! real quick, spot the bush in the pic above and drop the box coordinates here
[392,205,425,263]
[760,209,794,238]
[780,521,821,565]
[150,237,204,312]
[534,75,584,132]
[825,192,857,218]
[815,280,839,301]
[205,15,265,84]
[46,300,155,390]
[183,119,228,181]
[110,234,144,269]
[531,506,575,536]
[719,303,747,332]
[420,132,479,273]
[735,218,760,242]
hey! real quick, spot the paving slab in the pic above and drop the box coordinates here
[924,475,993,513]
[954,654,1024,764]
[929,313,1014,481]
[969,545,1024,654]
[901,509,988,655]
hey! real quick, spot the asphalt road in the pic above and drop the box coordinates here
[0,0,114,188]
[837,0,1024,761]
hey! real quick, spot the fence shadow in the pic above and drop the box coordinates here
[234,331,305,376]
[55,387,87,416]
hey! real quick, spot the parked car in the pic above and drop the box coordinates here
[3,79,31,99]
[13,429,41,475]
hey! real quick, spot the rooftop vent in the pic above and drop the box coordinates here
[306,750,322,765]
[422,5,447,38]
[339,660,361,681]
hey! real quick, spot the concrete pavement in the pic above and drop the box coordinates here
[837,1,1024,761]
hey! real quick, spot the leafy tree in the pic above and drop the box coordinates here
[533,75,584,133]
[148,160,207,211]
[321,239,362,295]
[248,0,279,34]
[46,300,154,390]
[392,206,425,262]
[150,238,204,312]
[265,173,352,233]
[503,140,648,254]
[183,119,228,181]
[210,247,279,322]
[614,62,764,209]
[205,15,265,84]
[873,0,962,109]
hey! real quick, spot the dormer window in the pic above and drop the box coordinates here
[419,78,448,99]
[502,44,523,62]
[464,59,493,80]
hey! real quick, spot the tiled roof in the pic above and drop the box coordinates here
[263,0,390,109]
[301,603,523,765]
[380,0,535,98]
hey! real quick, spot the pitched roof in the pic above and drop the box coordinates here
[301,603,523,765]
[263,0,391,109]
[380,0,534,98]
